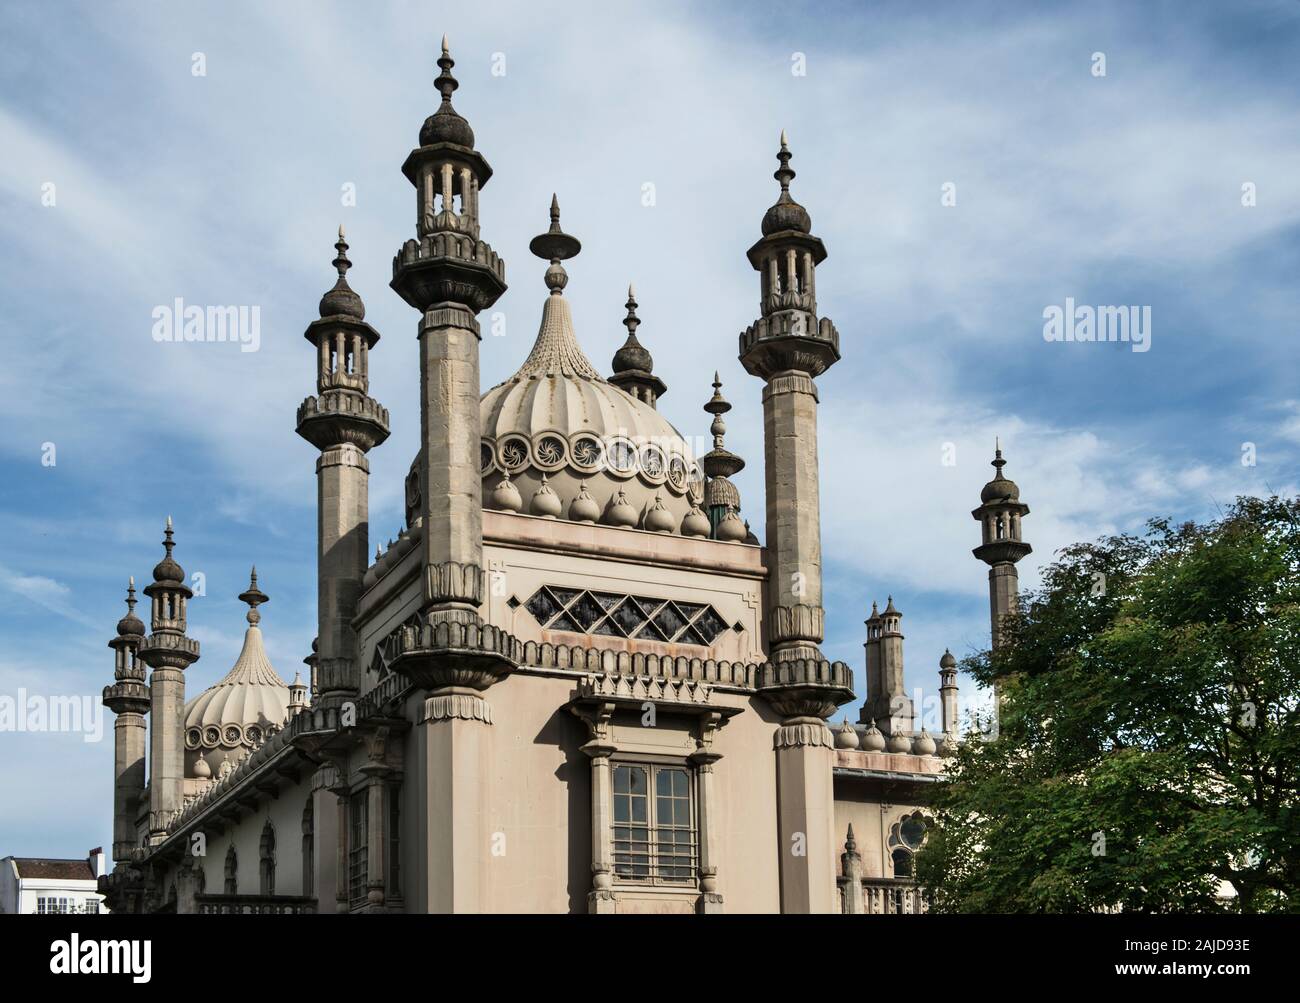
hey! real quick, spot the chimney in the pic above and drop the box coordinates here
[89,847,106,878]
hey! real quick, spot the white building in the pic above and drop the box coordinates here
[0,848,107,914]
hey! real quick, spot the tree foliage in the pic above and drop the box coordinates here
[916,495,1300,912]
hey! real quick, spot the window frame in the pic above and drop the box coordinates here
[348,788,369,907]
[609,759,699,888]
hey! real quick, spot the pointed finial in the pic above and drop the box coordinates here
[780,128,788,149]
[441,33,449,56]
[549,193,561,229]
[435,35,459,104]
[162,517,175,554]
[332,227,351,279]
[628,282,636,300]
[623,285,640,338]
[992,438,1006,474]
[238,567,269,626]
[774,131,795,195]
[529,195,581,288]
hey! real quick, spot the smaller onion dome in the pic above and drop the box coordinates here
[419,37,475,149]
[912,731,937,756]
[604,490,638,528]
[939,733,959,758]
[834,719,860,750]
[887,731,913,754]
[193,751,211,779]
[318,226,365,320]
[716,505,747,542]
[151,516,186,584]
[940,648,957,669]
[611,284,654,374]
[529,474,562,518]
[490,473,522,512]
[643,494,675,533]
[680,503,711,538]
[116,577,145,637]
[980,442,1021,503]
[861,723,887,752]
[567,480,600,523]
[761,131,812,236]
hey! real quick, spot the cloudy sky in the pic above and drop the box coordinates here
[2,0,1298,857]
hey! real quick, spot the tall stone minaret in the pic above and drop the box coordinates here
[297,227,390,708]
[872,597,914,736]
[103,578,149,863]
[972,442,1031,648]
[742,132,853,915]
[139,518,199,843]
[739,131,840,664]
[390,36,506,632]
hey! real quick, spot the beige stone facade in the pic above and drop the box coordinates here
[99,40,1030,916]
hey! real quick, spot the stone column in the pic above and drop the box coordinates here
[418,303,486,625]
[316,443,371,704]
[583,737,618,914]
[330,768,350,914]
[988,563,1020,648]
[422,689,494,913]
[773,715,838,913]
[311,766,339,912]
[761,371,826,661]
[690,746,725,914]
[111,709,147,860]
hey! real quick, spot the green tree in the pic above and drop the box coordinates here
[917,495,1300,913]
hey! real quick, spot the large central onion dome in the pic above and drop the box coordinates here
[481,198,703,531]
[183,570,291,780]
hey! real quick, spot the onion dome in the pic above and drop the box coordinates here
[568,480,600,523]
[612,285,653,374]
[680,503,711,538]
[980,440,1021,503]
[477,197,702,532]
[887,731,913,754]
[835,718,860,750]
[151,516,186,585]
[193,751,211,779]
[419,36,475,149]
[760,131,812,236]
[940,648,957,670]
[490,472,522,512]
[115,577,145,637]
[716,505,747,542]
[529,474,562,518]
[183,569,291,779]
[912,731,937,756]
[318,226,365,320]
[604,489,638,527]
[643,494,675,533]
[861,723,887,753]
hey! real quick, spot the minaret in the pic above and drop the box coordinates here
[138,518,200,842]
[738,131,840,662]
[939,649,959,735]
[103,578,149,863]
[297,227,390,708]
[700,373,746,542]
[390,36,506,631]
[609,284,666,407]
[972,441,1031,648]
[858,601,881,724]
[873,596,913,735]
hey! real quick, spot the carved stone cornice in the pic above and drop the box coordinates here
[423,560,484,608]
[773,716,835,750]
[421,688,494,725]
[383,612,520,692]
[768,603,826,647]
[296,391,390,453]
[761,371,818,400]
[102,680,150,716]
[568,673,744,726]
[755,657,855,720]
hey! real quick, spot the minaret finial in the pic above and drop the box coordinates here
[435,34,459,104]
[992,439,1006,474]
[623,284,640,339]
[775,130,795,196]
[333,226,351,279]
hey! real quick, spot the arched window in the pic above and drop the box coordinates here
[259,819,276,896]
[302,798,315,899]
[224,845,238,895]
[887,812,930,879]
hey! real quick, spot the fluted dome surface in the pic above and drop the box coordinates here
[477,291,703,529]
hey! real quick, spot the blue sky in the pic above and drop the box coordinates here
[2,0,1299,857]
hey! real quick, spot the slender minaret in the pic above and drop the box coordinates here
[939,649,959,735]
[390,36,506,630]
[972,442,1031,649]
[874,597,913,735]
[700,373,746,541]
[738,131,840,663]
[859,602,882,725]
[609,284,666,407]
[103,579,149,863]
[139,518,199,843]
[297,227,390,708]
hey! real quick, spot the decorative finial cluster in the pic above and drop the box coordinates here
[318,226,365,320]
[436,34,459,104]
[775,128,794,195]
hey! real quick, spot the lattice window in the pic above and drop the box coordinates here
[612,764,697,885]
[522,587,730,646]
[349,791,368,906]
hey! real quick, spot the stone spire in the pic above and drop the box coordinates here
[739,131,841,664]
[939,649,959,736]
[972,441,1031,649]
[701,373,746,541]
[609,283,667,407]
[139,519,200,843]
[298,230,389,708]
[104,578,150,863]
[869,596,912,736]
